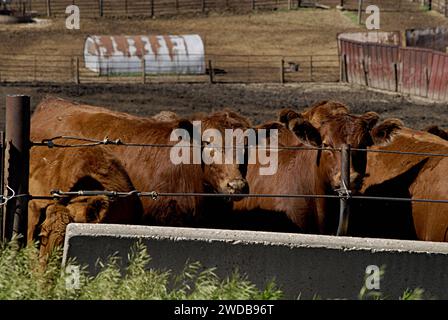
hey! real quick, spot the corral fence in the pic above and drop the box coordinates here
[339,31,448,101]
[10,0,425,18]
[0,53,340,84]
[412,0,448,16]
[2,95,448,244]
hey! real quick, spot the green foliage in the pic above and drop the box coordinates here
[0,240,283,300]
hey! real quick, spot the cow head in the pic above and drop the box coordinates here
[39,203,72,262]
[196,110,250,200]
[280,104,402,192]
[39,196,110,262]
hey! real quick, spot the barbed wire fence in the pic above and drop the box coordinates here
[1,95,448,245]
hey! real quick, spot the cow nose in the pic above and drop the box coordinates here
[227,179,249,194]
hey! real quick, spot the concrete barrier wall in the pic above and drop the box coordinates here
[63,224,448,299]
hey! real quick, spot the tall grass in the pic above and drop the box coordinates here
[0,239,428,300]
[0,240,282,300]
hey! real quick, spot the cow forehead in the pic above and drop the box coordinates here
[321,115,369,145]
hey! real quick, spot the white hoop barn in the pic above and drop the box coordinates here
[83,35,206,76]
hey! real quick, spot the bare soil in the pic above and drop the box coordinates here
[1,82,446,132]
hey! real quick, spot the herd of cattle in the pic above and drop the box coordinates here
[28,97,448,261]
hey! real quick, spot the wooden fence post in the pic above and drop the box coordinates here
[150,0,154,17]
[336,144,351,236]
[0,132,4,242]
[208,59,214,84]
[142,57,146,84]
[252,0,256,10]
[202,0,205,12]
[357,0,363,24]
[99,0,103,17]
[280,59,285,84]
[74,57,80,84]
[46,0,51,16]
[309,56,313,81]
[3,95,30,245]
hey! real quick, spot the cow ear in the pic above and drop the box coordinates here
[371,118,403,146]
[279,108,300,125]
[360,111,380,130]
[85,196,110,222]
[177,119,194,138]
[426,125,448,141]
[280,110,322,147]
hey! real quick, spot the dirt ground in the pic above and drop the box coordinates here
[1,4,447,57]
[1,82,447,132]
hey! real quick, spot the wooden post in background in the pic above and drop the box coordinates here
[358,0,363,24]
[280,59,285,84]
[74,57,80,84]
[3,95,30,245]
[309,56,313,81]
[141,57,146,84]
[201,0,205,12]
[99,0,103,17]
[208,60,214,84]
[46,0,51,16]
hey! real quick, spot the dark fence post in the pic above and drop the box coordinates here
[150,0,154,17]
[357,0,363,24]
[336,144,351,236]
[99,0,103,17]
[0,132,4,242]
[394,62,399,92]
[4,95,30,245]
[208,59,214,84]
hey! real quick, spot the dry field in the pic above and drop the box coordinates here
[1,4,447,57]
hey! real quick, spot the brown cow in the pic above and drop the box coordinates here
[425,125,448,141]
[31,97,249,227]
[351,127,448,242]
[233,102,402,234]
[29,146,143,260]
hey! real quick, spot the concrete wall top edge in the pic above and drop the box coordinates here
[66,223,448,255]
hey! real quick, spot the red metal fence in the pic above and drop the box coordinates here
[339,34,448,101]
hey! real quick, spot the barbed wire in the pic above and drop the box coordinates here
[32,135,448,158]
[1,188,448,207]
[31,136,338,152]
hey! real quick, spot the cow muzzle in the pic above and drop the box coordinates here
[225,178,249,201]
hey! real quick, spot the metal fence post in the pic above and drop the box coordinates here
[336,144,351,236]
[3,96,30,245]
